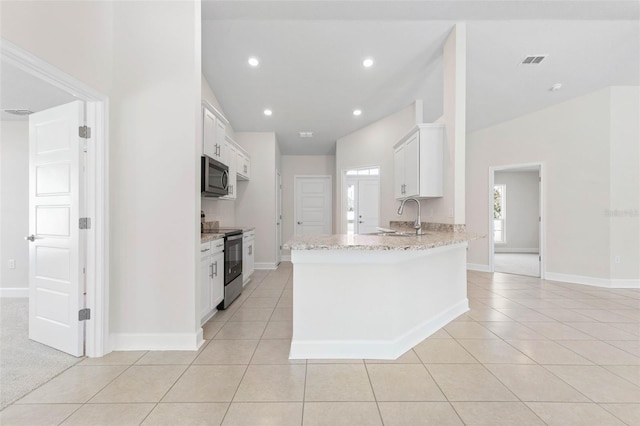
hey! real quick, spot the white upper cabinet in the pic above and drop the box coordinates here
[237,149,251,180]
[221,137,237,200]
[394,124,444,199]
[202,101,228,165]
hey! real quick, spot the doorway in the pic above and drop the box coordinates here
[1,39,108,358]
[276,170,282,265]
[489,164,543,278]
[344,167,380,235]
[294,176,332,236]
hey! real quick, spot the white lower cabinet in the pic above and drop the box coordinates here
[201,239,224,324]
[243,231,255,285]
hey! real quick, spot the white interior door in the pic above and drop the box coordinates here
[295,176,332,236]
[28,100,85,356]
[357,179,380,234]
[276,170,282,265]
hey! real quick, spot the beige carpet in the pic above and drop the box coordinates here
[0,298,82,410]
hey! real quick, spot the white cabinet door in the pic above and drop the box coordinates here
[200,243,212,321]
[211,251,224,308]
[203,108,216,158]
[216,119,227,164]
[403,133,420,197]
[247,235,255,278]
[222,142,237,200]
[394,146,405,198]
[237,151,250,180]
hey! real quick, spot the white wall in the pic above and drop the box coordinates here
[281,155,336,254]
[201,75,236,226]
[609,87,640,280]
[0,1,114,95]
[108,1,202,344]
[494,171,539,253]
[0,121,29,292]
[234,132,281,268]
[467,87,640,282]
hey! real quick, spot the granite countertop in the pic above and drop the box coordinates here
[200,226,256,243]
[283,230,484,251]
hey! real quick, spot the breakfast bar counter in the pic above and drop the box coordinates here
[283,230,483,360]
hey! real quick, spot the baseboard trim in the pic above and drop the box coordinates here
[0,288,29,298]
[255,262,278,270]
[545,272,640,289]
[290,299,469,360]
[495,248,539,254]
[110,331,203,351]
[467,263,491,272]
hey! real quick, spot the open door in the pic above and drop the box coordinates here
[28,100,86,357]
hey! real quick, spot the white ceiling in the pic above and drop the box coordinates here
[202,0,640,155]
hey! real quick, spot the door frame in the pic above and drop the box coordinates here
[276,170,282,265]
[293,175,332,236]
[2,39,110,357]
[339,165,381,234]
[488,162,544,278]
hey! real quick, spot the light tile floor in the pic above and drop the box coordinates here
[2,263,639,425]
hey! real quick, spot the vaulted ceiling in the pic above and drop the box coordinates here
[202,0,639,154]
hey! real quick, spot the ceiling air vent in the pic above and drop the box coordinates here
[521,55,547,65]
[299,132,313,138]
[2,109,34,116]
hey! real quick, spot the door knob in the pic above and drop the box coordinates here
[24,234,41,242]
[358,221,364,224]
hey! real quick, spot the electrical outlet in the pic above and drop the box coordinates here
[614,256,622,264]
[8,259,15,269]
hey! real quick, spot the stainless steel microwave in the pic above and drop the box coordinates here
[201,155,229,197]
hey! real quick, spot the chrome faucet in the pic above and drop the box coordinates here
[397,198,423,235]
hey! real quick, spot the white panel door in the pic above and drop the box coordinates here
[276,171,282,264]
[28,100,85,356]
[357,179,380,234]
[295,176,332,236]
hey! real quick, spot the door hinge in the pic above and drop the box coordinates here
[79,125,91,139]
[79,308,91,321]
[79,217,91,229]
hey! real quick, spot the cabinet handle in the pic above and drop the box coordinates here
[215,243,224,249]
[297,221,302,225]
[201,248,210,253]
[209,263,214,278]
[213,261,218,277]
[359,221,364,224]
[248,245,252,255]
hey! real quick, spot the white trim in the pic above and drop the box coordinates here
[281,255,291,262]
[0,288,29,298]
[495,248,539,254]
[467,263,491,272]
[545,272,640,289]
[290,299,468,360]
[255,262,278,270]
[2,39,109,357]
[110,332,205,352]
[489,162,544,279]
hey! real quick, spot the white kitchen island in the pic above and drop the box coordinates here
[284,231,482,360]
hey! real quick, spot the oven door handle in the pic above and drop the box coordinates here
[226,234,243,241]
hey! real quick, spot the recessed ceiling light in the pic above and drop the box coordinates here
[263,109,272,116]
[362,58,374,68]
[248,57,260,67]
[550,83,563,92]
[353,109,362,116]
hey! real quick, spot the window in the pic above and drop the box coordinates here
[494,184,506,243]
